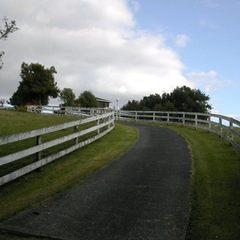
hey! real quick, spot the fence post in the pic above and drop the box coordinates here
[219,117,223,137]
[135,112,137,121]
[229,120,234,141]
[74,126,79,144]
[208,115,211,131]
[97,118,100,134]
[108,115,111,129]
[195,114,198,129]
[153,112,155,122]
[36,135,42,160]
[167,113,169,124]
[182,113,185,125]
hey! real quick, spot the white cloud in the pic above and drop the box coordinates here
[187,70,232,93]
[0,0,191,106]
[174,34,190,48]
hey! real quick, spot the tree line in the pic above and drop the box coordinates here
[122,86,211,113]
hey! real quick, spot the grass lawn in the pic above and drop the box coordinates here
[169,125,240,240]
[0,110,77,136]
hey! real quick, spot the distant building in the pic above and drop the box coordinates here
[96,97,111,108]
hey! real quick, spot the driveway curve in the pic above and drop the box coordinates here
[0,124,192,240]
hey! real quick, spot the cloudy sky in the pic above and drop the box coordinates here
[0,0,240,117]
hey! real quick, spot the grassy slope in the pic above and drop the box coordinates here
[0,110,77,136]
[170,126,240,240]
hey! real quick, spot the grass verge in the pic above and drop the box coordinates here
[169,125,240,240]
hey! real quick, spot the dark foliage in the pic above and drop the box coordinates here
[60,88,76,106]
[10,62,59,106]
[77,91,98,108]
[122,86,211,113]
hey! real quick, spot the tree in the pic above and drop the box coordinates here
[122,100,141,111]
[0,17,18,69]
[10,62,59,106]
[77,91,98,108]
[60,88,76,106]
[169,86,211,113]
[122,86,211,113]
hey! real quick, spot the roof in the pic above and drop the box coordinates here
[96,97,111,103]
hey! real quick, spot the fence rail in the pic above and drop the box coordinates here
[27,105,111,116]
[0,112,115,186]
[117,110,240,151]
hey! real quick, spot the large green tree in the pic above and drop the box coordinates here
[169,86,211,112]
[60,88,76,106]
[122,86,211,113]
[77,91,98,108]
[10,62,59,106]
[0,17,18,69]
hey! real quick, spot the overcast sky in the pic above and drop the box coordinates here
[1,0,240,117]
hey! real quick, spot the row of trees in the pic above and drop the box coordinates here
[10,62,98,107]
[60,88,98,107]
[122,86,211,113]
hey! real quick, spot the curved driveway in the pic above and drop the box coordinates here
[0,124,192,240]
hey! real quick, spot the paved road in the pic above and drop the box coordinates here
[0,124,191,240]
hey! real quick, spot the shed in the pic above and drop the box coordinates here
[96,97,111,108]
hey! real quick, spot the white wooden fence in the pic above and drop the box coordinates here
[117,110,240,151]
[0,112,115,186]
[27,105,111,116]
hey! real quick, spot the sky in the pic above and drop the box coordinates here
[0,0,240,118]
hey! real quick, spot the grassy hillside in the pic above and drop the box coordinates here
[0,110,77,137]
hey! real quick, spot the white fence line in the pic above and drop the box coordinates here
[27,105,111,116]
[0,112,115,186]
[117,110,240,151]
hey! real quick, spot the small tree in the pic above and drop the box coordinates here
[77,91,98,108]
[60,88,76,106]
[10,62,59,106]
[0,17,18,69]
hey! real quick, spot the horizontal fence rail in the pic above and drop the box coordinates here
[27,105,111,117]
[117,110,240,151]
[0,112,115,186]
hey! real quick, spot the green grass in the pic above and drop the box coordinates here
[0,110,78,136]
[169,126,240,240]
